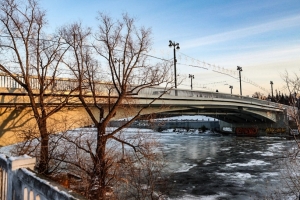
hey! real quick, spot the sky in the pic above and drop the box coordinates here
[39,0,300,96]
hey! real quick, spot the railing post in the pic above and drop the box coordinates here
[0,155,36,200]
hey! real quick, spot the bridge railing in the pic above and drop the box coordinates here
[0,154,84,200]
[139,86,292,110]
[0,73,109,92]
[0,73,294,111]
[0,73,78,91]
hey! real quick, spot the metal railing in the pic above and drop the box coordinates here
[0,73,293,111]
[138,86,291,110]
[0,73,81,91]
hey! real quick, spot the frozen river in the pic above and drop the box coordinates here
[156,130,298,200]
[0,126,298,199]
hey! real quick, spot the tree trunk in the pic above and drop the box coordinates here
[90,125,108,200]
[37,118,49,174]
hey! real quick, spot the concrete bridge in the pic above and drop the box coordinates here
[134,88,290,136]
[0,74,292,145]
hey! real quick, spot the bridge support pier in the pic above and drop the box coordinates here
[219,111,289,136]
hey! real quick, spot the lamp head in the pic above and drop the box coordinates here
[270,81,273,84]
[169,40,172,47]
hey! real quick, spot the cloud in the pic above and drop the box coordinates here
[216,43,300,66]
[183,15,300,49]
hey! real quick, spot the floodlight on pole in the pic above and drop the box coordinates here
[189,74,194,90]
[114,58,123,79]
[169,40,180,95]
[270,81,274,98]
[237,66,243,96]
[229,85,233,94]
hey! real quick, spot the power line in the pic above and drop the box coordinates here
[0,34,268,93]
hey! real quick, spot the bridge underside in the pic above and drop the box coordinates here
[140,105,277,124]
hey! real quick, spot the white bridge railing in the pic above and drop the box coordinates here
[0,154,84,200]
[0,73,292,111]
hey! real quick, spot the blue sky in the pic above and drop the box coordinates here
[40,0,300,96]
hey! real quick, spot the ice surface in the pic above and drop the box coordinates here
[168,193,228,200]
[261,152,274,156]
[219,147,232,151]
[216,172,253,185]
[203,157,212,165]
[267,143,285,151]
[261,172,279,177]
[253,151,274,156]
[175,163,197,173]
[226,159,270,168]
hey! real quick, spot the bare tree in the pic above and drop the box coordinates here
[276,70,300,199]
[0,0,73,174]
[282,71,300,132]
[59,13,172,199]
[113,131,169,200]
[252,91,266,100]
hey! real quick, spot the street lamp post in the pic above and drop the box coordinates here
[270,81,274,98]
[169,40,180,95]
[237,66,242,96]
[114,58,123,79]
[229,85,233,94]
[189,74,194,90]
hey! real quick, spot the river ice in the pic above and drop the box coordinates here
[156,130,298,200]
[1,126,299,199]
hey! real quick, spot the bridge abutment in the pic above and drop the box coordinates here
[0,107,94,146]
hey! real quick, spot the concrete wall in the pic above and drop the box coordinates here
[0,154,85,200]
[0,107,93,146]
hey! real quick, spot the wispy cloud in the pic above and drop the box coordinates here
[183,15,300,49]
[216,43,300,67]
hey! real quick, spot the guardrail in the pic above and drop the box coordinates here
[0,154,84,200]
